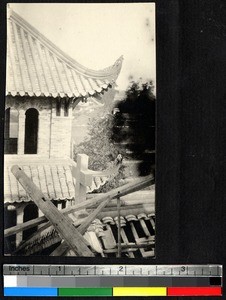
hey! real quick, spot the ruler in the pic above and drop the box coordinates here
[3,264,222,297]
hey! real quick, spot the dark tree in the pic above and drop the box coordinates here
[111,81,156,176]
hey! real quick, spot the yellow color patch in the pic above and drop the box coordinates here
[113,287,167,296]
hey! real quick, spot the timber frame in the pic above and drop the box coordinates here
[5,165,154,257]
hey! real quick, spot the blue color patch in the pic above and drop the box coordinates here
[4,287,58,297]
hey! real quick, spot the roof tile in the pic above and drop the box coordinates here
[17,213,155,257]
[4,156,125,204]
[6,10,123,99]
[4,157,77,203]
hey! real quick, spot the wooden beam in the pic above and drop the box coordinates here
[78,196,111,234]
[5,215,47,238]
[117,193,121,258]
[18,207,155,255]
[49,204,154,229]
[50,196,111,256]
[5,175,154,237]
[15,204,155,255]
[4,201,154,239]
[11,165,94,257]
[50,241,69,256]
[74,154,93,203]
[15,205,25,247]
[14,222,52,254]
[114,242,155,249]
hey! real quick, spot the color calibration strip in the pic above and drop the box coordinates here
[3,264,222,297]
[4,287,222,297]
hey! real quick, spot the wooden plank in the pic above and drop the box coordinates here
[23,232,61,256]
[50,196,111,256]
[116,242,155,249]
[5,215,47,237]
[11,165,94,257]
[117,194,121,257]
[16,205,155,255]
[149,216,156,231]
[78,197,111,234]
[86,190,155,202]
[14,222,52,253]
[93,206,155,220]
[101,227,117,250]
[50,240,71,256]
[128,221,154,258]
[103,248,137,254]
[120,229,135,258]
[5,175,153,237]
[19,200,106,253]
[139,219,151,237]
[5,204,154,239]
[74,154,92,203]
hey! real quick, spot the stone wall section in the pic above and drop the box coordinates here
[5,96,73,158]
[50,115,73,158]
[38,109,51,156]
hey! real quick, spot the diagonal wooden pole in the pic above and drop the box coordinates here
[117,192,122,258]
[5,174,154,237]
[50,196,111,256]
[11,165,94,257]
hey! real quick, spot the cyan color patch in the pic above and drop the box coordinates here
[4,287,58,296]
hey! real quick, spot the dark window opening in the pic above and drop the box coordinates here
[52,200,58,207]
[64,100,69,117]
[23,203,38,240]
[4,108,18,154]
[56,99,61,116]
[25,108,39,154]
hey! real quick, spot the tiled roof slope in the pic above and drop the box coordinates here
[6,10,123,99]
[4,156,118,204]
[4,157,76,203]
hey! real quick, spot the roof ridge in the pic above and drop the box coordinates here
[8,9,123,79]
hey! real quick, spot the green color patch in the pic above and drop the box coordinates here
[59,287,113,297]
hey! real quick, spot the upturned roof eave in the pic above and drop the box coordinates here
[8,9,123,80]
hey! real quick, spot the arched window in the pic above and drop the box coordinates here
[4,108,19,154]
[25,108,39,154]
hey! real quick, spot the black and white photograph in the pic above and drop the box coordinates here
[4,3,156,257]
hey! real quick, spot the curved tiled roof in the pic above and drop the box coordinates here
[4,158,76,203]
[4,156,118,204]
[6,10,123,99]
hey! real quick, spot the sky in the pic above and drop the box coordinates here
[9,3,156,92]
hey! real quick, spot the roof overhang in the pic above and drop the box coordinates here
[6,9,123,100]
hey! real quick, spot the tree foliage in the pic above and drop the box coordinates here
[74,113,125,192]
[74,80,155,190]
[74,114,120,171]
